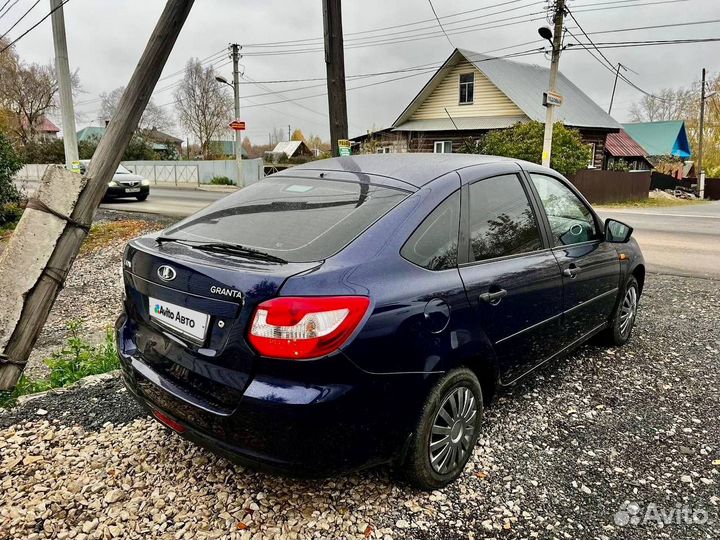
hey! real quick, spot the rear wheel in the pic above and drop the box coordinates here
[136,194,148,201]
[401,368,483,490]
[602,275,639,346]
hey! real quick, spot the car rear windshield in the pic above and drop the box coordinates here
[161,176,409,262]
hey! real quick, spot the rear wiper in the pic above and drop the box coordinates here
[155,236,286,264]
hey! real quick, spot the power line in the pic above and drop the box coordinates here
[154,48,543,111]
[0,0,19,21]
[0,0,70,53]
[0,0,41,42]
[427,0,454,48]
[564,6,671,102]
[237,0,689,53]
[569,17,720,37]
[564,28,668,102]
[241,0,532,47]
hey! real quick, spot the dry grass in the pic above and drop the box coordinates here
[596,197,709,209]
[81,220,161,254]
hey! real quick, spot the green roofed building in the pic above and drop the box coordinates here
[76,126,106,142]
[621,121,691,159]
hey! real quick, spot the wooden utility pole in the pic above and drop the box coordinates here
[50,0,78,169]
[608,63,627,115]
[0,0,194,390]
[541,0,565,168]
[322,0,348,157]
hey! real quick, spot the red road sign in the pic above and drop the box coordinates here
[229,120,246,131]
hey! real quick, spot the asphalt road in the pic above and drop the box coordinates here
[19,181,720,279]
[598,203,720,280]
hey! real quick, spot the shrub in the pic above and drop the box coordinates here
[0,320,119,408]
[209,176,234,185]
[0,132,21,205]
[608,159,631,172]
[480,121,591,177]
[46,321,118,388]
[0,202,23,233]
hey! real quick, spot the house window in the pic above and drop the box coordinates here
[587,143,596,168]
[434,141,452,154]
[459,73,474,104]
[376,146,393,154]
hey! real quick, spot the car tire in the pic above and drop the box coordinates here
[401,368,483,490]
[602,275,640,346]
[136,194,148,201]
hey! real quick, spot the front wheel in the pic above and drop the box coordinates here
[401,368,483,490]
[136,194,148,201]
[602,275,639,346]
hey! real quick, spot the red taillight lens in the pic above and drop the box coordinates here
[248,296,370,360]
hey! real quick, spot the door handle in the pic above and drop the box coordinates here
[563,263,581,278]
[479,289,507,304]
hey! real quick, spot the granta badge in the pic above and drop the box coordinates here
[210,285,243,300]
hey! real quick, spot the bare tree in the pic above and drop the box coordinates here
[0,38,80,144]
[628,87,694,123]
[99,86,170,133]
[174,59,232,158]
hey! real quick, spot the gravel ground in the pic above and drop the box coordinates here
[20,210,174,379]
[0,272,718,539]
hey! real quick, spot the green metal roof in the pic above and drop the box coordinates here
[621,121,691,158]
[76,126,106,142]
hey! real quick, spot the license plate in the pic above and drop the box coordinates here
[125,187,141,193]
[149,297,209,341]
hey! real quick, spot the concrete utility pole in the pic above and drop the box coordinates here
[322,0,348,157]
[608,63,627,115]
[230,43,243,187]
[288,125,291,141]
[0,0,195,391]
[50,0,78,169]
[541,0,565,168]
[698,68,706,199]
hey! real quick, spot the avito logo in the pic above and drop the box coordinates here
[153,304,196,328]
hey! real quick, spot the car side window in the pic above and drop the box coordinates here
[529,174,599,247]
[468,174,543,262]
[401,190,460,271]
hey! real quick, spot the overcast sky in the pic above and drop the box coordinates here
[8,0,720,144]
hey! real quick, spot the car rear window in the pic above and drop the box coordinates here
[162,176,409,262]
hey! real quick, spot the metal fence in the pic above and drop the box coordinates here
[15,164,51,181]
[567,170,651,204]
[123,162,199,184]
[15,159,264,186]
[122,159,263,186]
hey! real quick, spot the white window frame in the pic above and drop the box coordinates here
[376,146,392,154]
[459,73,474,105]
[434,141,452,154]
[587,143,596,168]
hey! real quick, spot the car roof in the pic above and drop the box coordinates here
[287,154,553,188]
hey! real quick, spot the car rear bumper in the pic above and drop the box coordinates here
[116,314,435,476]
[106,185,149,198]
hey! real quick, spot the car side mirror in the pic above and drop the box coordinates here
[605,218,633,243]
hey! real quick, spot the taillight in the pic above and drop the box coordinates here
[248,296,370,360]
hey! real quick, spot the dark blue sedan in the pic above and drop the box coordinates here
[116,154,644,489]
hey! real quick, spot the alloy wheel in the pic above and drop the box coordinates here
[619,285,638,336]
[429,386,477,474]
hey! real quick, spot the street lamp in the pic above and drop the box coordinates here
[215,75,231,87]
[538,26,553,43]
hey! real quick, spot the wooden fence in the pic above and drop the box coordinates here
[567,170,651,204]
